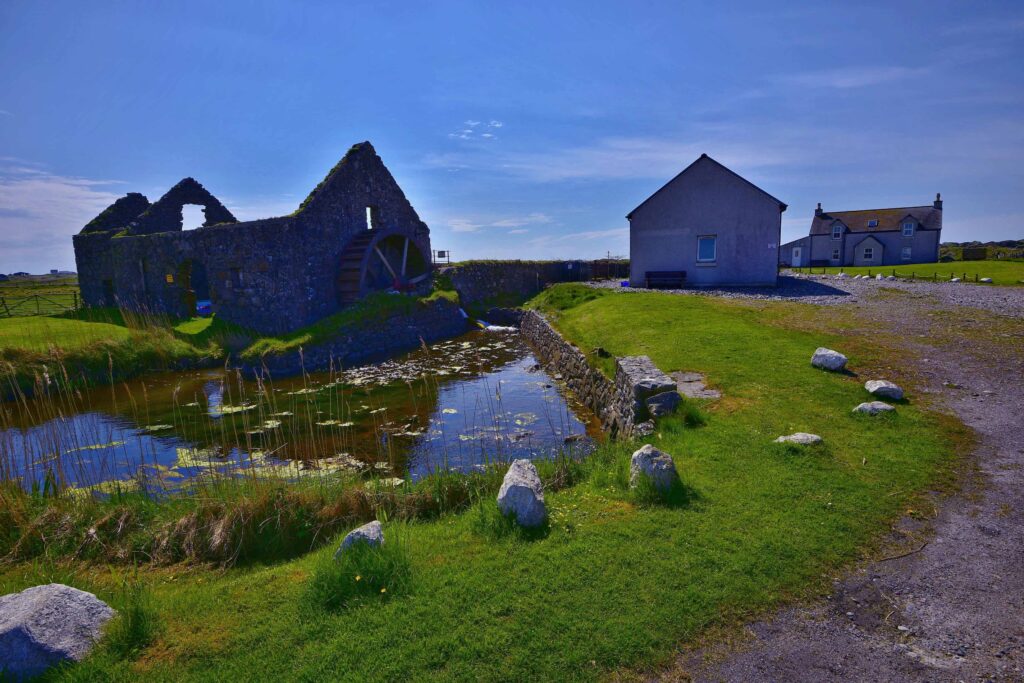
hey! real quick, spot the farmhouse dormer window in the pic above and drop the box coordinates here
[902,221,915,236]
[863,247,874,260]
[832,225,842,240]
[867,219,879,228]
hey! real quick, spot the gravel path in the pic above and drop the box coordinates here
[590,274,1024,317]
[656,279,1024,681]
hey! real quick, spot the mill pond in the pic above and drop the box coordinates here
[0,328,602,496]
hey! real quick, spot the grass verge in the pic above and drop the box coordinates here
[0,284,967,681]
[790,259,1024,285]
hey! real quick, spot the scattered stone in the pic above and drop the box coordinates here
[980,277,993,283]
[672,371,721,399]
[496,459,547,527]
[633,420,656,437]
[837,272,847,279]
[875,274,884,280]
[853,401,896,415]
[951,277,961,283]
[646,390,682,417]
[886,275,897,281]
[629,444,681,492]
[774,432,823,445]
[334,520,384,559]
[0,584,115,680]
[865,379,904,400]
[811,347,848,372]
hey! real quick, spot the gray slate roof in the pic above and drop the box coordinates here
[811,205,941,236]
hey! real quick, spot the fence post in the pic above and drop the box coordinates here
[73,291,79,311]
[35,295,40,315]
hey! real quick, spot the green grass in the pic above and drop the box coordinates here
[0,316,132,353]
[0,275,80,316]
[790,259,1024,285]
[0,284,964,681]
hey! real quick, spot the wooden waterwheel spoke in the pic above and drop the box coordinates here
[401,237,410,277]
[373,245,399,281]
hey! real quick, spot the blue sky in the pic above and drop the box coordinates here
[1,1,1022,273]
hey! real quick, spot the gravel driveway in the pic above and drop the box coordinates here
[590,273,1024,317]
[637,277,1024,682]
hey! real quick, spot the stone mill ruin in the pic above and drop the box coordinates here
[73,142,432,334]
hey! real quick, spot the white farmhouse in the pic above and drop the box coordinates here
[628,154,787,288]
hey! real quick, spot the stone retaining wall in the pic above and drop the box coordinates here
[444,261,592,308]
[520,310,678,437]
[234,298,467,377]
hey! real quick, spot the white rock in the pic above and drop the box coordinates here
[497,459,547,527]
[886,275,897,281]
[875,274,884,280]
[980,277,993,283]
[633,420,656,438]
[811,347,848,372]
[334,520,384,559]
[774,432,823,445]
[865,379,904,401]
[629,444,681,492]
[853,401,896,415]
[0,584,115,680]
[837,273,847,279]
[951,277,961,283]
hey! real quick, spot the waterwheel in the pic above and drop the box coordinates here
[337,231,431,304]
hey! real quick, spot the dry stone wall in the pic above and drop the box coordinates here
[235,298,467,377]
[520,311,678,437]
[444,261,592,308]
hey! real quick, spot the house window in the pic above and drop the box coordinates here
[901,246,912,261]
[867,219,879,228]
[832,224,842,240]
[863,247,874,260]
[902,221,915,236]
[831,248,840,260]
[697,235,717,263]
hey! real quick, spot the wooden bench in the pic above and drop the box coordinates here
[644,271,686,289]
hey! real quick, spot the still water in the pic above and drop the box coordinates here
[0,329,601,495]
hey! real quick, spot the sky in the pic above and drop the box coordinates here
[1,1,1023,273]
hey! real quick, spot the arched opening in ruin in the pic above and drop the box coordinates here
[177,259,212,317]
[336,233,431,305]
[181,204,205,230]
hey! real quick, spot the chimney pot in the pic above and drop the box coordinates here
[934,192,943,210]
[814,202,823,217]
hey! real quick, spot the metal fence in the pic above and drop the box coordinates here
[0,292,81,318]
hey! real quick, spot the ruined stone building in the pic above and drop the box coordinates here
[73,142,432,334]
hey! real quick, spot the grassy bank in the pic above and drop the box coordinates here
[789,259,1024,285]
[0,285,965,681]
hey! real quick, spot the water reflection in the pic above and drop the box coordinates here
[0,330,601,495]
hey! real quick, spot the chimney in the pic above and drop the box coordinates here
[814,202,823,217]
[933,192,942,210]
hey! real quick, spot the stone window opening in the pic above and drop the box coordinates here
[230,267,243,288]
[181,204,205,230]
[365,206,380,231]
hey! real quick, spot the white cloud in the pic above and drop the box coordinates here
[449,118,503,141]
[444,212,553,233]
[489,120,503,128]
[775,65,928,89]
[0,109,12,117]
[529,227,628,248]
[0,163,124,272]
[464,120,481,127]
[508,229,529,234]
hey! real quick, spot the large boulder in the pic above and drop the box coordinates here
[497,459,547,527]
[774,432,823,445]
[865,379,904,401]
[811,347,848,372]
[646,390,682,417]
[853,401,896,415]
[629,444,681,493]
[334,520,384,560]
[0,584,115,681]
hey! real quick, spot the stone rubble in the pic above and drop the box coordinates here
[853,401,897,415]
[811,347,848,372]
[774,432,823,445]
[630,444,681,492]
[334,520,384,560]
[865,379,905,400]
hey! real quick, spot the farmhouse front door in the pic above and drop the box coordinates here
[792,247,802,267]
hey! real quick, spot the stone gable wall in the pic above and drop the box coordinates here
[444,261,592,307]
